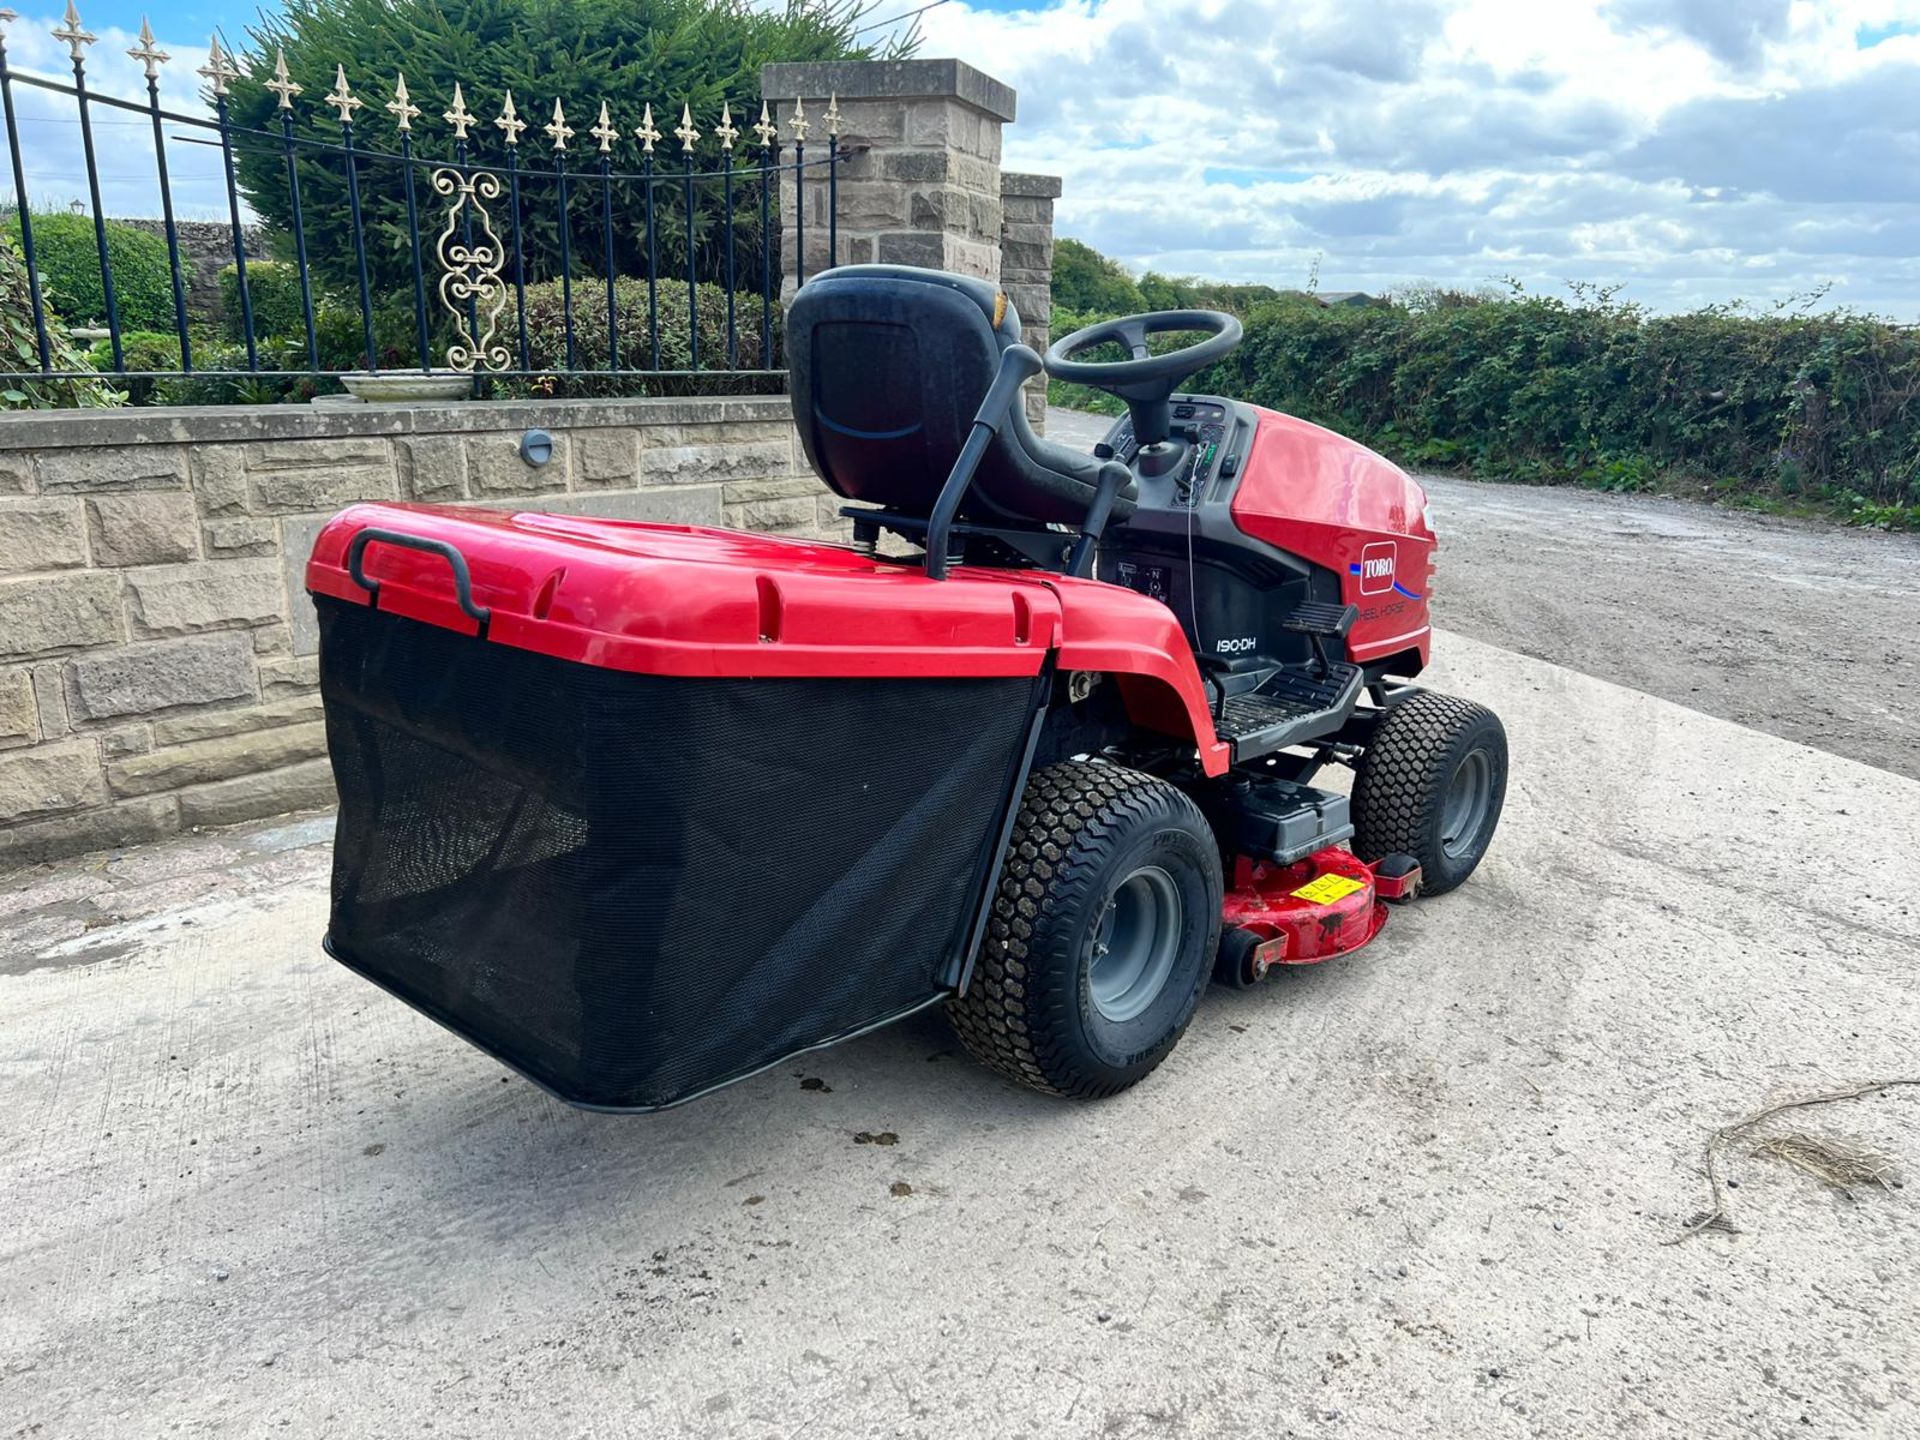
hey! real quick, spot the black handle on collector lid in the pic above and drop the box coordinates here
[345,527,492,637]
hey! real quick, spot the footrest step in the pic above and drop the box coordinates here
[1279,601,1359,638]
[1213,662,1363,759]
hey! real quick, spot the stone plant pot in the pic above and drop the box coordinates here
[339,370,474,403]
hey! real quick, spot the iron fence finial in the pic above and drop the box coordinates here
[265,47,302,110]
[788,96,808,143]
[752,100,777,149]
[544,97,572,151]
[198,34,241,95]
[387,72,420,131]
[675,102,699,153]
[444,82,474,141]
[635,102,660,153]
[127,17,168,80]
[495,90,525,145]
[715,101,738,152]
[326,64,363,124]
[590,101,618,154]
[825,92,841,137]
[52,2,95,62]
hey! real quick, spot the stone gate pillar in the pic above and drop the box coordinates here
[760,59,1017,299]
[1000,172,1061,434]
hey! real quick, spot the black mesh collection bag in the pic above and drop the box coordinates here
[316,596,1038,1110]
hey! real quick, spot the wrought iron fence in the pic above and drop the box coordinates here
[0,5,842,392]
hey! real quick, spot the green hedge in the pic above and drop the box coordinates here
[510,277,779,397]
[1051,285,1920,527]
[1219,294,1920,521]
[0,211,176,332]
[220,260,309,344]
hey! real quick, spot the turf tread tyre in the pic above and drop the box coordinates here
[1351,690,1506,896]
[948,760,1220,1098]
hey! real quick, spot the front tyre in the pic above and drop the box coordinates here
[1351,690,1507,896]
[948,761,1223,1099]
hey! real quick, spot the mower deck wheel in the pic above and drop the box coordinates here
[1351,690,1507,896]
[1213,926,1267,989]
[948,760,1223,1099]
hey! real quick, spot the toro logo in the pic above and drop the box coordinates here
[1349,542,1423,600]
[1355,542,1396,595]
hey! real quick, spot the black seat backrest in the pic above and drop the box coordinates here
[788,265,1135,529]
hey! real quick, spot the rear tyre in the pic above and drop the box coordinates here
[1351,691,1507,897]
[948,760,1223,1098]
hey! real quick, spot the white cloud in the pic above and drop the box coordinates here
[5,2,1918,315]
[910,0,1920,315]
[1,14,231,220]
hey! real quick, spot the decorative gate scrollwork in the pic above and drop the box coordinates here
[432,167,511,373]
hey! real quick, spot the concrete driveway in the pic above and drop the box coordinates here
[4,627,1917,1438]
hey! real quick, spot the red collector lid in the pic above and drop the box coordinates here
[306,503,1064,679]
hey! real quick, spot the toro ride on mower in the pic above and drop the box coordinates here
[308,265,1507,1111]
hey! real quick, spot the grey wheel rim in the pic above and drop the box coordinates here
[1088,864,1184,1023]
[1440,748,1494,859]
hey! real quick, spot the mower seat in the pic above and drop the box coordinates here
[787,264,1136,530]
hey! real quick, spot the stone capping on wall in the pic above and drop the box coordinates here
[0,395,799,450]
[1000,172,1063,200]
[760,58,1017,120]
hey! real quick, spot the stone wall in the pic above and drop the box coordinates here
[1000,173,1061,432]
[117,220,266,326]
[0,396,830,868]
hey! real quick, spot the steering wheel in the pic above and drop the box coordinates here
[1046,310,1243,448]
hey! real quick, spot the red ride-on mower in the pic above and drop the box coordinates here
[307,266,1506,1111]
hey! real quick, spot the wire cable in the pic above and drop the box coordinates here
[853,0,953,35]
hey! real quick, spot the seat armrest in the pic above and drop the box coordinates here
[924,345,1047,579]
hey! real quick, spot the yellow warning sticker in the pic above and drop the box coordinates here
[1291,873,1367,905]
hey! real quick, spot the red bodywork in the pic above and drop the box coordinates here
[308,502,1237,772]
[306,410,1424,779]
[1231,407,1435,673]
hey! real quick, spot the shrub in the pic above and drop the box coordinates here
[512,276,779,396]
[1052,239,1145,316]
[217,261,404,372]
[0,232,121,410]
[1050,240,1292,320]
[220,260,311,343]
[84,330,188,406]
[0,211,176,332]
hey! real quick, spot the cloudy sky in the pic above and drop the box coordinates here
[5,0,1920,315]
[908,0,1920,316]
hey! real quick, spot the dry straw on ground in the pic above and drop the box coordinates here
[1668,1078,1918,1243]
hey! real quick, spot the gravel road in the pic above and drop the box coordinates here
[1420,478,1920,782]
[1048,407,1920,779]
